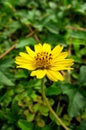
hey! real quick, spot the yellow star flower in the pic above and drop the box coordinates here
[15,43,74,81]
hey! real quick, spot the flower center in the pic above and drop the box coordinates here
[34,51,52,69]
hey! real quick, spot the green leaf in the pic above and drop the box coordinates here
[0,71,14,86]
[26,113,35,122]
[76,120,86,130]
[41,122,55,130]
[0,59,13,70]
[39,105,49,116]
[45,84,61,96]
[60,83,86,117]
[37,119,45,127]
[15,69,28,79]
[78,66,86,87]
[70,31,86,40]
[0,89,13,103]
[68,91,86,117]
[16,37,37,48]
[33,104,39,112]
[0,110,5,119]
[18,119,33,130]
[45,21,58,34]
[2,21,21,38]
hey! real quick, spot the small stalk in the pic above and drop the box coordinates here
[41,78,70,130]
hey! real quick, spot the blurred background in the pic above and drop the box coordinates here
[0,0,86,130]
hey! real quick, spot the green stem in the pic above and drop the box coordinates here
[41,78,70,130]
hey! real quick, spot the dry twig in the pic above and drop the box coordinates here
[28,26,40,42]
[66,26,86,32]
[0,44,16,59]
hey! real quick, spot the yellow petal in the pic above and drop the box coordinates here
[50,66,73,71]
[57,52,68,59]
[19,52,33,61]
[16,64,36,70]
[25,46,35,57]
[15,55,33,64]
[15,61,34,67]
[53,52,69,62]
[30,69,46,79]
[34,43,43,53]
[43,43,51,52]
[55,59,74,65]
[46,70,64,81]
[52,45,63,58]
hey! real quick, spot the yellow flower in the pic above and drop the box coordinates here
[15,43,74,82]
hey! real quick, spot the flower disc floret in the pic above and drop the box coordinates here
[34,52,52,69]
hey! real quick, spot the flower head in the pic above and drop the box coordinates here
[15,43,74,81]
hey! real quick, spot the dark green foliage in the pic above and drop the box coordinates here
[0,0,86,130]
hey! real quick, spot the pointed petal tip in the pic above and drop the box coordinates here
[30,69,46,79]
